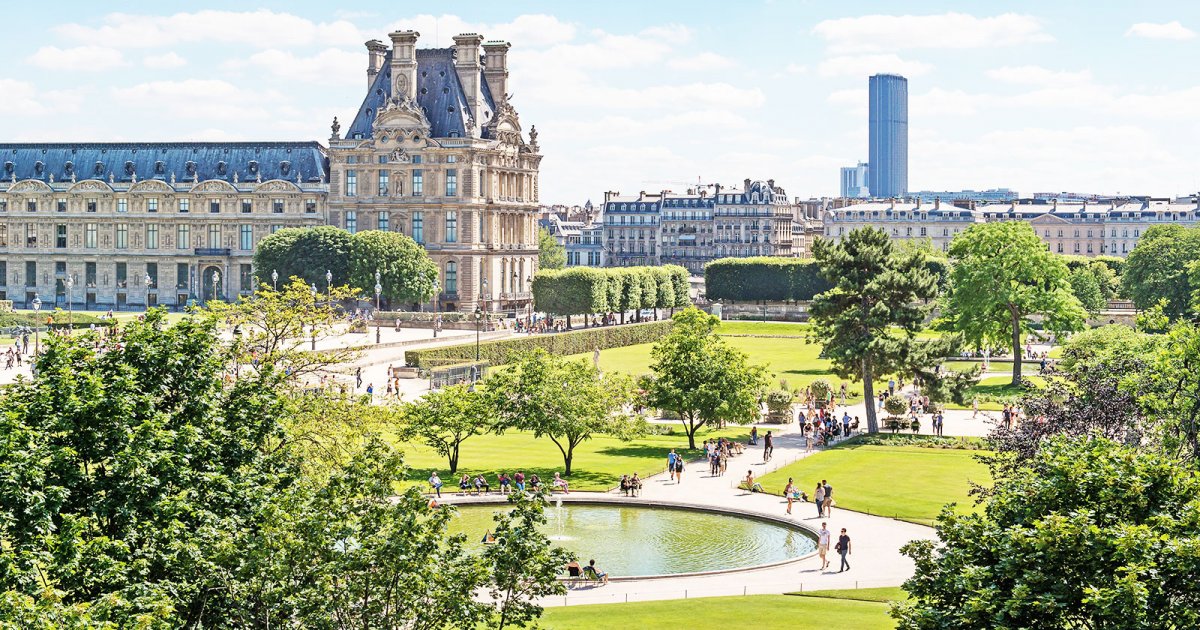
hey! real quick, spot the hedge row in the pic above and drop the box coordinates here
[405,320,673,368]
[0,312,112,329]
[704,257,833,302]
[533,265,689,317]
[1062,254,1125,275]
[375,311,471,324]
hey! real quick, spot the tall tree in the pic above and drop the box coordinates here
[254,225,354,288]
[1123,223,1200,319]
[483,492,573,630]
[1068,266,1106,315]
[538,228,566,270]
[399,383,494,473]
[349,229,439,306]
[486,349,642,475]
[1134,321,1200,465]
[895,436,1200,629]
[810,227,954,434]
[643,307,768,448]
[943,221,1086,386]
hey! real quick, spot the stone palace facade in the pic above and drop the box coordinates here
[0,30,538,313]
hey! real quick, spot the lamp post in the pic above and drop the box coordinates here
[526,276,533,324]
[32,294,41,354]
[474,305,483,362]
[144,272,152,310]
[212,271,220,305]
[311,282,318,350]
[325,269,332,303]
[374,269,382,345]
[481,277,489,331]
[271,269,278,292]
[512,271,518,318]
[432,279,440,339]
[65,274,74,334]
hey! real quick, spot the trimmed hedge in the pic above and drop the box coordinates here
[0,312,112,330]
[405,320,673,368]
[704,257,833,302]
[532,265,690,316]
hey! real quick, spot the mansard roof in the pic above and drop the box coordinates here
[346,48,498,141]
[0,142,327,184]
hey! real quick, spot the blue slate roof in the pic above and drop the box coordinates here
[346,48,498,141]
[0,142,327,184]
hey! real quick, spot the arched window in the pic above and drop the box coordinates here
[445,261,458,294]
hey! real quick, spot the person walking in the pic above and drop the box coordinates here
[836,528,852,572]
[814,482,826,517]
[667,449,678,483]
[817,522,832,570]
[763,431,774,462]
[675,454,685,483]
[823,479,834,517]
[784,478,797,515]
[749,426,758,446]
[355,367,363,389]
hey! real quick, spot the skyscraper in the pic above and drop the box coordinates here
[868,74,908,199]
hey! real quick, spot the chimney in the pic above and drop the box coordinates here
[767,178,775,190]
[453,33,485,124]
[1052,199,1058,211]
[387,30,420,101]
[934,196,941,210]
[365,39,388,89]
[890,198,896,210]
[483,40,511,105]
[744,178,751,191]
[915,198,922,209]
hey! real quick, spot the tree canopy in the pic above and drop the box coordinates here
[348,229,439,305]
[895,436,1200,629]
[810,227,956,433]
[642,307,769,448]
[943,221,1086,385]
[254,225,354,289]
[538,228,566,270]
[400,383,494,473]
[1123,224,1200,319]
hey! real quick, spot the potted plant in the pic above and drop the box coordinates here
[765,388,795,424]
[883,395,908,434]
[810,379,833,409]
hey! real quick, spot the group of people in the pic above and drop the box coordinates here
[2,345,25,370]
[703,438,744,476]
[816,522,853,572]
[618,473,643,496]
[564,559,609,585]
[426,470,570,498]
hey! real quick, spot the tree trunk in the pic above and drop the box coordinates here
[1010,307,1022,386]
[684,415,701,449]
[620,310,626,325]
[862,358,879,434]
[448,447,458,474]
[563,445,574,476]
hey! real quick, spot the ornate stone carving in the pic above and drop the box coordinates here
[331,116,341,139]
[190,179,238,194]
[129,179,173,194]
[69,180,112,194]
[254,179,301,193]
[390,149,411,164]
[7,180,53,193]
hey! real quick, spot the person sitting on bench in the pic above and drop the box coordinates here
[630,473,643,497]
[552,472,570,493]
[619,475,631,496]
[473,474,490,494]
[742,470,764,493]
[528,474,542,490]
[585,559,609,584]
[565,560,583,580]
[459,474,472,494]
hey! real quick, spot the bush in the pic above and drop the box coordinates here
[0,311,111,330]
[809,378,833,402]
[533,265,690,316]
[704,257,832,302]
[847,434,984,449]
[405,320,674,368]
[883,395,909,417]
[765,389,794,413]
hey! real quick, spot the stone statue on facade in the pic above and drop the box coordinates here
[331,116,341,139]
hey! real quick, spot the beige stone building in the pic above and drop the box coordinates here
[0,143,327,309]
[822,198,980,252]
[326,31,541,313]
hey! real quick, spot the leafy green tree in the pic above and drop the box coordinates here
[486,349,641,475]
[1136,298,1171,333]
[208,277,359,379]
[254,225,354,288]
[1088,260,1120,301]
[349,229,438,306]
[483,492,573,630]
[943,221,1086,386]
[1068,266,1106,315]
[643,308,769,448]
[666,265,691,310]
[810,227,955,433]
[1133,321,1200,464]
[1057,324,1158,376]
[895,436,1200,629]
[400,383,493,473]
[1123,224,1200,319]
[276,389,391,478]
[538,228,566,270]
[638,268,657,321]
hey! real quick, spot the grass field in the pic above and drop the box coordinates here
[393,426,751,492]
[537,590,898,629]
[757,441,991,526]
[788,586,908,603]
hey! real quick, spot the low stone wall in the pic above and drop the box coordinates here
[715,302,811,322]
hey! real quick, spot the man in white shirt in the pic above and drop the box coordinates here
[817,522,832,571]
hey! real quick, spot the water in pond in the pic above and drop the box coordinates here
[449,503,815,577]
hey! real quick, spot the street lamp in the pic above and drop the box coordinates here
[325,269,333,304]
[271,269,278,292]
[144,273,152,310]
[374,269,382,345]
[311,282,319,350]
[432,279,440,339]
[64,274,74,334]
[481,277,489,331]
[526,276,533,324]
[474,305,483,362]
[31,294,41,354]
[212,271,220,305]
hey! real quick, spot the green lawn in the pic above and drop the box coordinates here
[757,442,991,526]
[393,426,750,492]
[788,586,908,603]
[714,321,811,335]
[537,592,896,629]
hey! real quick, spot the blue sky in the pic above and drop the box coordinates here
[3,1,1199,202]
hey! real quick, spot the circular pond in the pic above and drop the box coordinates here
[450,502,815,577]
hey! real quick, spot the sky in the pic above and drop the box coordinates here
[3,1,1199,203]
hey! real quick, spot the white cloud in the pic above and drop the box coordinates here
[818,54,933,78]
[143,52,186,69]
[784,63,808,75]
[226,48,362,85]
[27,45,126,70]
[54,10,363,48]
[0,79,83,115]
[639,24,693,42]
[110,80,292,120]
[812,12,1052,53]
[911,88,986,116]
[986,65,1092,86]
[382,13,577,48]
[668,52,736,71]
[1125,21,1196,40]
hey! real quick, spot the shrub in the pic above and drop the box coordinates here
[405,320,674,368]
[765,389,794,413]
[809,378,833,402]
[883,395,909,417]
[704,257,832,302]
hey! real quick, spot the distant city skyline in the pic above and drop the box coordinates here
[2,2,1199,200]
[868,73,909,199]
